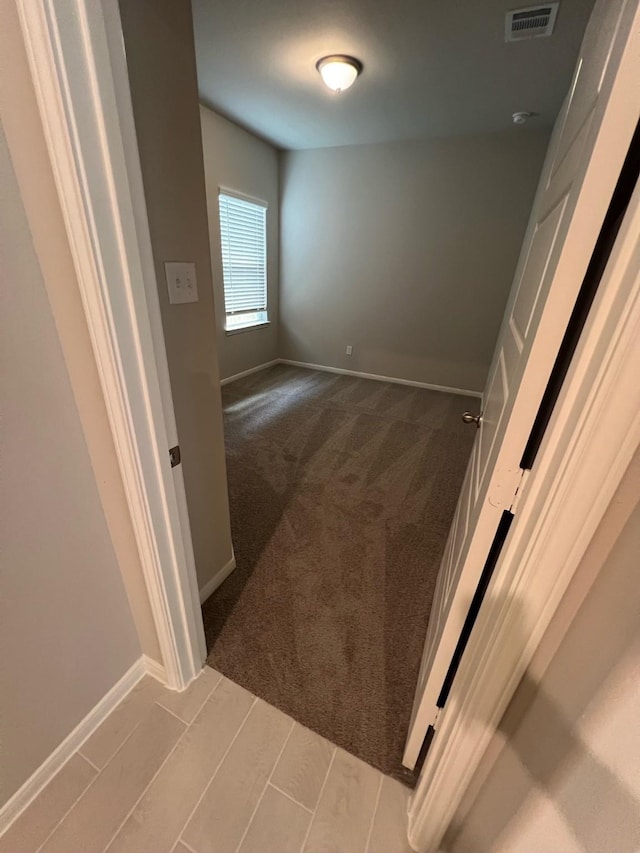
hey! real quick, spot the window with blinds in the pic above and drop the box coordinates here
[218,191,268,331]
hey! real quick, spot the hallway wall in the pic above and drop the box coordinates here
[200,106,280,380]
[0,121,141,808]
[119,0,234,592]
[0,0,161,664]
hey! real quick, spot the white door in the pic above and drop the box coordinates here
[404,0,640,769]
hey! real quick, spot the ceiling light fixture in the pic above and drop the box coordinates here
[316,55,362,93]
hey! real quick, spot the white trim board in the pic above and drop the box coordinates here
[279,360,482,398]
[0,657,149,837]
[16,0,206,691]
[143,654,167,685]
[219,360,279,386]
[221,357,483,398]
[199,553,237,604]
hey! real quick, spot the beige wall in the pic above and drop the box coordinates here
[444,449,640,853]
[0,0,161,664]
[119,0,234,591]
[279,130,549,393]
[200,106,280,380]
[0,124,141,806]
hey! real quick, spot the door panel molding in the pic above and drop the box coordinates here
[510,194,568,342]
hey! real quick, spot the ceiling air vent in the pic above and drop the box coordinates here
[505,3,559,42]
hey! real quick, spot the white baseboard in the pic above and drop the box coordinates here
[278,359,483,399]
[0,656,147,837]
[143,654,166,684]
[220,356,482,398]
[199,552,236,604]
[220,360,279,386]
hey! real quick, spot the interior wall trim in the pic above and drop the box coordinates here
[199,552,237,604]
[16,0,207,691]
[0,657,149,837]
[143,654,167,685]
[278,359,483,398]
[219,360,279,386]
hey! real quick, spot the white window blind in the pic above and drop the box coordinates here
[218,192,268,330]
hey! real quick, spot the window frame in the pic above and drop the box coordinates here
[218,187,269,335]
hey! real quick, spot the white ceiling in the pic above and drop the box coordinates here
[192,0,595,150]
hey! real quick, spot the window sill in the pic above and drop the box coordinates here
[225,321,271,336]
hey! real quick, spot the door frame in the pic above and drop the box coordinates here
[15,0,640,847]
[15,0,207,690]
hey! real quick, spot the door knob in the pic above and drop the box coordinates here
[462,411,483,427]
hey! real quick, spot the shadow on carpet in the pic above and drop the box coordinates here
[202,364,475,785]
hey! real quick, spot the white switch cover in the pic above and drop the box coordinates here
[165,261,198,304]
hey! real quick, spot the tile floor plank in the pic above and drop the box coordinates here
[237,785,311,853]
[79,675,166,769]
[271,723,334,811]
[155,667,222,724]
[182,699,292,853]
[107,678,254,853]
[367,776,413,853]
[303,748,381,853]
[0,754,96,853]
[40,705,184,853]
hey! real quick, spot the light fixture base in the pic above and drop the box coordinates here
[316,55,363,93]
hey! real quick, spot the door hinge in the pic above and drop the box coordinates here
[510,468,530,513]
[433,707,442,731]
[488,465,523,509]
[169,445,181,468]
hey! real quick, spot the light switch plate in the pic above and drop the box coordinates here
[165,261,198,304]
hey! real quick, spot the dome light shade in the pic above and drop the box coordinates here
[316,55,362,93]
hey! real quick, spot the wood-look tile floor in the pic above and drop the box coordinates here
[1,669,415,853]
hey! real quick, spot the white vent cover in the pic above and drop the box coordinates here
[505,3,559,41]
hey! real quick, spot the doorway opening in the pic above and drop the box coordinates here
[179,0,588,783]
[114,0,637,797]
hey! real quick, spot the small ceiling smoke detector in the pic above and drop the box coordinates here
[316,55,362,93]
[505,3,559,42]
[512,111,533,125]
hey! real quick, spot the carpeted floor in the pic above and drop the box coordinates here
[203,364,475,785]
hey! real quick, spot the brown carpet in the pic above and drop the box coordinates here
[203,364,474,784]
